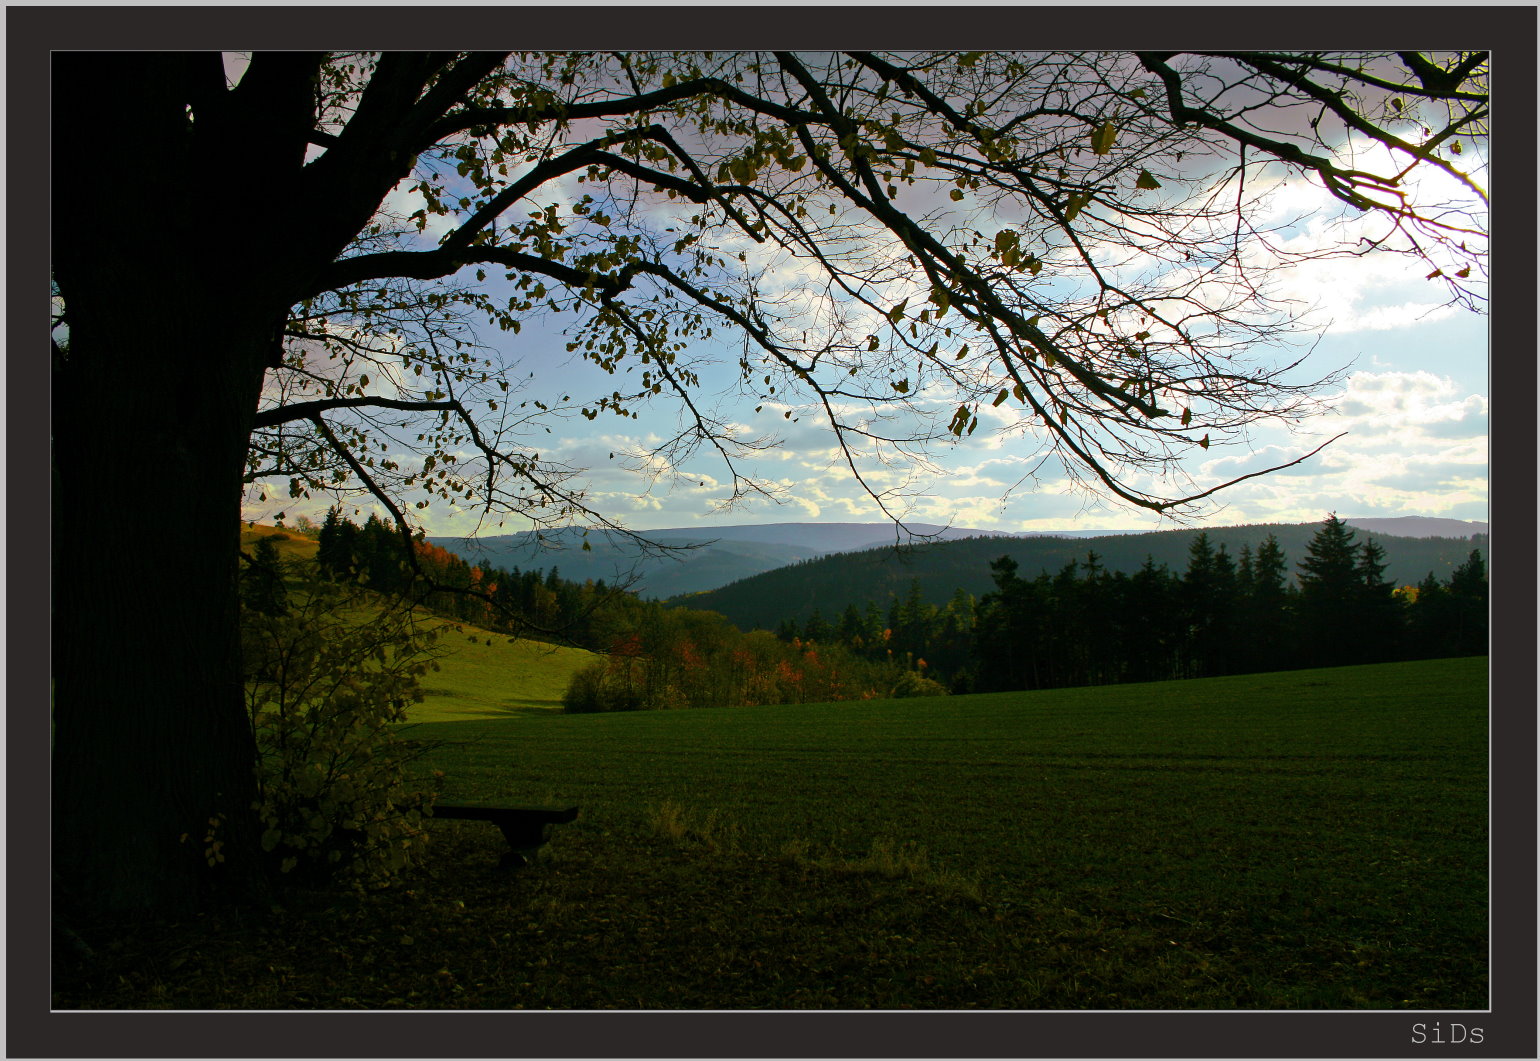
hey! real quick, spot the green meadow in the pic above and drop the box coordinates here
[59,646,1488,1010]
[409,629,599,723]
[239,522,603,723]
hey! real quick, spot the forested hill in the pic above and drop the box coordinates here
[425,522,1012,599]
[673,523,1489,633]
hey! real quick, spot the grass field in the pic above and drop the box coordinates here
[408,627,599,723]
[240,523,319,560]
[240,522,601,723]
[55,656,1488,1010]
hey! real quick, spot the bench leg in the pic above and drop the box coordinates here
[494,820,549,869]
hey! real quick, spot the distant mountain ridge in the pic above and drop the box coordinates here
[429,517,1487,602]
[426,522,1021,598]
[1341,516,1488,539]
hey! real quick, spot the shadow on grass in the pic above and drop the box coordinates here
[408,697,568,723]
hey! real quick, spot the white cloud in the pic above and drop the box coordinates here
[1329,370,1488,440]
[1157,368,1488,525]
[1242,138,1486,335]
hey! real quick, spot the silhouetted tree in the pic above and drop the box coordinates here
[240,536,290,618]
[1406,571,1452,660]
[1354,537,1403,663]
[1445,549,1489,656]
[1295,515,1364,668]
[1122,557,1180,682]
[1181,533,1241,677]
[1240,534,1293,672]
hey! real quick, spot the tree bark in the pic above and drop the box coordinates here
[50,54,299,911]
[52,353,264,911]
[51,50,439,911]
[51,292,276,911]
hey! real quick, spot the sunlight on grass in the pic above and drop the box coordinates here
[405,630,599,723]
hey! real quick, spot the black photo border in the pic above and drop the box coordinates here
[12,5,1534,1058]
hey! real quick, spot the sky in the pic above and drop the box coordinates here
[239,55,1490,539]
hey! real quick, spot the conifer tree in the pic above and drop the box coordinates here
[240,536,290,618]
[976,556,1036,692]
[1445,549,1489,656]
[1182,533,1224,677]
[1296,515,1364,668]
[315,506,346,579]
[1245,534,1293,672]
[1354,538,1402,663]
[1407,571,1452,660]
[1123,557,1178,683]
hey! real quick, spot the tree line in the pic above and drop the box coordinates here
[774,516,1488,693]
[314,507,622,647]
[681,524,1488,634]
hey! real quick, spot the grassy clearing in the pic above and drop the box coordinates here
[55,657,1487,1010]
[240,523,319,561]
[407,628,599,723]
[239,522,599,723]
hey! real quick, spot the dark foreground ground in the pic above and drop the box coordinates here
[53,658,1489,1010]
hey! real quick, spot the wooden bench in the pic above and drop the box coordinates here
[431,804,579,868]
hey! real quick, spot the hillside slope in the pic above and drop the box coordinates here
[426,522,1018,599]
[675,523,1489,632]
[430,517,1488,602]
[241,523,597,724]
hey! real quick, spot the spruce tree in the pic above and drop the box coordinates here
[1247,534,1293,672]
[241,536,290,618]
[1445,550,1489,656]
[1124,558,1178,683]
[1354,538,1403,663]
[1407,572,1452,660]
[315,507,345,580]
[1181,532,1220,677]
[1296,515,1361,668]
[976,556,1034,692]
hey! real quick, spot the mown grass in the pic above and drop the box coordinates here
[54,657,1487,1010]
[240,523,319,560]
[240,522,599,723]
[407,629,599,723]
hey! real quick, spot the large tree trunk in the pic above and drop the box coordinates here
[52,323,267,911]
[51,53,294,912]
[51,50,446,912]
